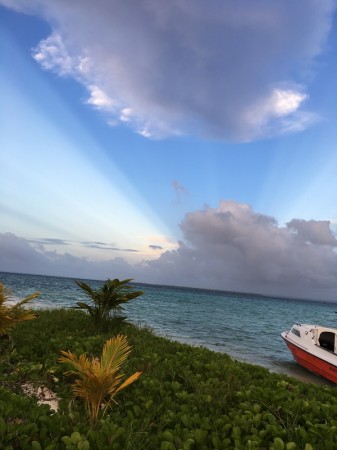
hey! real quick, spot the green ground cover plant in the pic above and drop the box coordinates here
[0,309,337,449]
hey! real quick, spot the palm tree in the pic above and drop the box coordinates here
[59,335,142,424]
[74,278,144,329]
[0,283,40,351]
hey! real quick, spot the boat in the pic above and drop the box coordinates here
[281,323,337,383]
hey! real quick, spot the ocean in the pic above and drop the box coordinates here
[2,271,337,386]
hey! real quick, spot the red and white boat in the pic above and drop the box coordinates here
[281,323,337,384]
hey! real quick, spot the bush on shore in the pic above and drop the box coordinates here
[0,309,337,449]
[0,283,40,352]
[74,278,144,330]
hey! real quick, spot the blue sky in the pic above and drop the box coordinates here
[1,1,337,300]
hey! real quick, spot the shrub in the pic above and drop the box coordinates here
[0,283,40,353]
[74,278,144,329]
[59,334,142,424]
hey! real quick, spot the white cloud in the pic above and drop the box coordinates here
[120,108,133,122]
[2,0,335,141]
[271,89,307,117]
[243,86,317,138]
[86,85,114,109]
[32,32,77,76]
[2,202,337,300]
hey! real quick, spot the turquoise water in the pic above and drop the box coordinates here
[2,271,337,385]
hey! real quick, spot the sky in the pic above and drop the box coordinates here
[1,0,337,301]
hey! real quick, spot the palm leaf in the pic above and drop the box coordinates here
[59,335,142,424]
[12,291,40,308]
[0,283,40,337]
[59,351,92,376]
[100,335,132,372]
[75,281,98,303]
[74,302,95,316]
[114,371,142,394]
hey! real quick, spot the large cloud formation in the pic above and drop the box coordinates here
[2,0,335,140]
[142,202,337,300]
[2,201,337,301]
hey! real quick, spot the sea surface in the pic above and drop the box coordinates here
[2,271,337,386]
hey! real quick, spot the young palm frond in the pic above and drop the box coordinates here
[0,283,40,337]
[74,278,144,329]
[59,334,142,424]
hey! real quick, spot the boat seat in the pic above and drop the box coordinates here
[319,331,335,352]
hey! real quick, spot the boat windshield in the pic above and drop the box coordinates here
[291,327,301,337]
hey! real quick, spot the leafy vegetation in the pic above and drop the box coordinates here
[0,283,40,353]
[59,335,142,424]
[0,309,337,449]
[74,278,144,329]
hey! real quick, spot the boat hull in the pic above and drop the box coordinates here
[282,336,337,384]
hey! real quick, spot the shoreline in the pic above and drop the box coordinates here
[2,308,337,449]
[11,303,335,387]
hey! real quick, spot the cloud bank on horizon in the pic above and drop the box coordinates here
[2,0,335,141]
[2,200,337,301]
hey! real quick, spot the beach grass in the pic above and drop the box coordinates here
[1,309,337,449]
